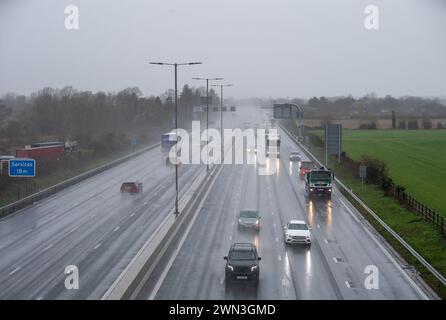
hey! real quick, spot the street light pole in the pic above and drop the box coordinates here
[192,77,223,172]
[150,61,202,215]
[212,84,233,158]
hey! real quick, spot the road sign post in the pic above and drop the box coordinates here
[325,124,342,166]
[273,103,304,138]
[359,165,367,188]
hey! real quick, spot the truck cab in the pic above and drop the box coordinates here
[305,167,334,198]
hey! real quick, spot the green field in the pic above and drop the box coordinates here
[314,129,446,217]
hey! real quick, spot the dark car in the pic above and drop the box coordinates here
[120,182,143,194]
[238,209,261,230]
[224,243,261,284]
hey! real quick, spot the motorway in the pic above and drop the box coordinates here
[0,118,215,299]
[0,106,433,300]
[138,106,431,300]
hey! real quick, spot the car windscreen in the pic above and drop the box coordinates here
[240,211,258,218]
[230,250,256,260]
[288,223,308,230]
[309,172,331,180]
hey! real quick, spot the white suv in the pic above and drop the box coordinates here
[283,220,312,245]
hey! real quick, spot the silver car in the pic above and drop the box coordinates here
[238,209,261,230]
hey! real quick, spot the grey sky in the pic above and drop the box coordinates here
[1,0,445,99]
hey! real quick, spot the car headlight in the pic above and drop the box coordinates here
[310,188,314,191]
[251,265,258,272]
[226,265,234,271]
[255,220,259,225]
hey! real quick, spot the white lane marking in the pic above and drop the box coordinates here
[44,243,54,251]
[69,227,78,233]
[337,194,429,299]
[281,278,287,286]
[113,226,120,232]
[324,239,329,244]
[229,236,232,241]
[220,277,224,285]
[9,267,21,275]
[148,164,222,300]
[278,255,282,261]
[92,243,101,250]
[130,212,135,217]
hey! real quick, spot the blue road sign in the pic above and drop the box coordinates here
[9,159,36,177]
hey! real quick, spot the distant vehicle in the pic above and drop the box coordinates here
[0,155,14,176]
[289,151,301,162]
[283,220,312,245]
[299,160,315,177]
[120,182,143,194]
[161,132,178,152]
[238,209,261,230]
[16,144,65,160]
[305,167,334,198]
[230,106,236,112]
[266,133,280,158]
[224,243,261,284]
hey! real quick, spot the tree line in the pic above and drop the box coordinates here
[0,85,216,155]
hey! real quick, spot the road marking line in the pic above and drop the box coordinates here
[281,278,287,286]
[148,164,222,300]
[69,227,78,233]
[9,267,21,275]
[92,243,101,250]
[113,226,120,232]
[337,195,429,299]
[130,212,135,217]
[44,243,54,251]
[220,277,224,285]
[278,255,282,261]
[324,239,329,244]
[229,236,232,241]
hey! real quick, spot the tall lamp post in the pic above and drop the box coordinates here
[150,61,202,215]
[211,84,233,157]
[192,77,223,172]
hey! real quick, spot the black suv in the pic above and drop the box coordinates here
[224,243,261,284]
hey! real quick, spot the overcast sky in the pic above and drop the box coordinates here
[1,0,445,99]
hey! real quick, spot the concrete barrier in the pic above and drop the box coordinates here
[102,163,220,300]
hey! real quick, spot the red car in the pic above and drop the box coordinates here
[120,182,143,194]
[299,161,315,177]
